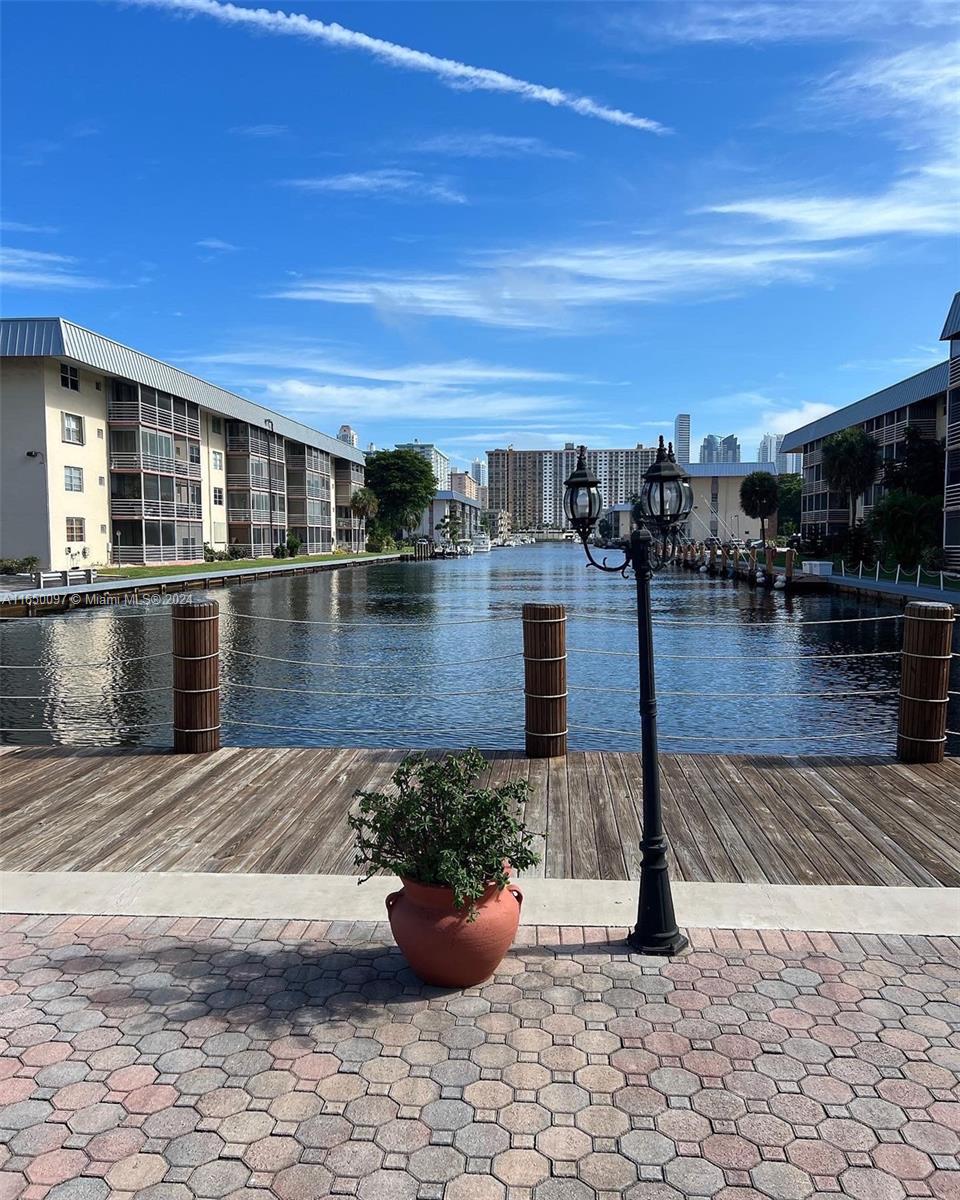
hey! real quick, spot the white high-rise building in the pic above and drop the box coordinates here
[470,457,488,488]
[396,440,450,489]
[673,414,691,464]
[758,432,801,474]
[337,424,359,448]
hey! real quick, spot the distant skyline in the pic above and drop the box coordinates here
[1,0,956,473]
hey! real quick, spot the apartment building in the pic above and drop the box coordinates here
[782,360,949,547]
[470,457,488,488]
[449,470,480,501]
[673,414,691,465]
[943,293,960,569]
[0,318,365,570]
[395,441,450,489]
[412,489,482,543]
[487,443,659,531]
[603,461,779,542]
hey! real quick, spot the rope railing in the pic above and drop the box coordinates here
[567,646,904,661]
[1,593,956,759]
[222,680,522,699]
[0,652,171,669]
[569,723,898,743]
[220,648,524,669]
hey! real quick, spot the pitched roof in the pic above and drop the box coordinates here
[781,360,949,453]
[0,317,365,465]
[941,291,960,341]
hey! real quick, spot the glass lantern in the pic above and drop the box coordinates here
[562,446,604,539]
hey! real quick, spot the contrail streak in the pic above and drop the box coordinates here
[139,0,668,134]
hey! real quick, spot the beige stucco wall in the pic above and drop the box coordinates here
[41,359,111,569]
[0,359,50,567]
[202,412,227,548]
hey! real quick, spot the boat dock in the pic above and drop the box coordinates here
[3,745,957,887]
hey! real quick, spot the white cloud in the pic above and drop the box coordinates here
[284,170,467,205]
[704,43,960,242]
[268,241,860,329]
[0,247,108,290]
[192,347,577,385]
[196,237,240,252]
[230,123,288,137]
[410,132,576,160]
[259,377,576,422]
[141,0,667,133]
[0,220,59,235]
[616,0,955,44]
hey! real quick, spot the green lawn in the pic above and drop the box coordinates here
[97,551,390,581]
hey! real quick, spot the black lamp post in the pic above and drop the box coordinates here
[563,437,694,956]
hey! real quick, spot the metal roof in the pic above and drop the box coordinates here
[0,317,365,465]
[781,360,949,453]
[941,291,960,341]
[684,461,778,477]
[435,489,481,509]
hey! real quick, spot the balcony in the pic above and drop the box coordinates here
[174,459,202,480]
[108,401,200,439]
[110,452,176,474]
[115,545,196,565]
[110,497,177,520]
[946,483,960,510]
[176,502,202,520]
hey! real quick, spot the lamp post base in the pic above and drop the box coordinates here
[627,833,689,957]
[626,927,689,957]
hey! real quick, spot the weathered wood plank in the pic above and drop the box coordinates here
[1,746,958,887]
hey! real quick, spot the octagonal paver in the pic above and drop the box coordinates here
[2,914,958,1200]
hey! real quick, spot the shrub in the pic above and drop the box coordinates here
[0,556,40,574]
[350,749,539,918]
[273,544,287,558]
[286,533,302,557]
[203,543,217,562]
[228,545,246,560]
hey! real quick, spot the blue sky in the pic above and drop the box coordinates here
[2,0,957,470]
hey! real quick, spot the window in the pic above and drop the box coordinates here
[62,412,84,445]
[60,363,79,391]
[66,517,85,542]
[189,443,201,465]
[211,417,223,435]
[64,466,83,492]
[100,524,107,534]
[212,450,224,471]
[213,486,224,505]
[97,428,104,439]
[98,475,105,487]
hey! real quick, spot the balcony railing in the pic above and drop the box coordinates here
[110,497,178,519]
[108,402,200,439]
[228,508,252,522]
[176,503,202,520]
[115,545,195,564]
[946,482,960,509]
[110,452,176,474]
[174,459,202,480]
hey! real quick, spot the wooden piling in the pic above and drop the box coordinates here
[173,599,221,754]
[896,600,954,764]
[721,546,728,574]
[709,544,717,573]
[522,602,567,758]
[785,549,795,584]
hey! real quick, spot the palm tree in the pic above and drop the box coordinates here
[739,471,780,547]
[821,429,882,530]
[350,487,379,522]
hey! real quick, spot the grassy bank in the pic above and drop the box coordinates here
[96,551,388,581]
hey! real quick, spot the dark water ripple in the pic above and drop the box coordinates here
[2,543,957,756]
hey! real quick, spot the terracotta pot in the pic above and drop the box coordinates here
[386,876,523,987]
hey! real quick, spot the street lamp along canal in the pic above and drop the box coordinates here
[564,437,694,956]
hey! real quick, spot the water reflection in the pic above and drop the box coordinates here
[1,543,957,755]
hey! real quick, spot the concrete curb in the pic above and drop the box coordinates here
[3,872,959,935]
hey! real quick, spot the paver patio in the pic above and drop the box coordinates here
[1,915,959,1200]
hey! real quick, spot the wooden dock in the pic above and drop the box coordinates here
[2,746,958,887]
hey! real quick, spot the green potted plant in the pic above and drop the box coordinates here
[350,748,539,987]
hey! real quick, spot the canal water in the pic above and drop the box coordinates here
[2,543,958,755]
